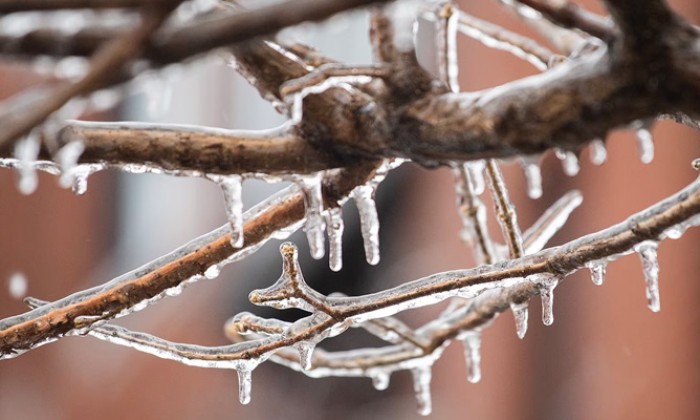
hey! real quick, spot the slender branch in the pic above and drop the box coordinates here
[485,160,524,258]
[42,177,700,371]
[458,11,555,70]
[149,0,391,65]
[0,160,382,357]
[512,0,614,40]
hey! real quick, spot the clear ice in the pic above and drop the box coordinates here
[298,174,326,260]
[352,185,380,265]
[510,301,529,339]
[635,241,660,312]
[520,156,543,199]
[325,207,344,271]
[411,366,433,416]
[460,332,482,383]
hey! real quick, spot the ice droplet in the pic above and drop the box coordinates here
[298,174,326,260]
[325,207,344,272]
[371,371,391,391]
[589,138,607,165]
[296,341,316,371]
[586,260,607,286]
[634,124,655,164]
[207,175,244,248]
[7,272,28,300]
[510,301,529,339]
[55,140,85,189]
[411,366,433,416]
[635,241,660,312]
[460,332,482,383]
[465,160,486,195]
[237,367,253,405]
[555,149,580,176]
[520,156,543,199]
[13,131,41,195]
[352,184,380,265]
[204,265,220,280]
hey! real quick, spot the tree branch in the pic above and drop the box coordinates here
[52,121,351,175]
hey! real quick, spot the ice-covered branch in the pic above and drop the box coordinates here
[0,160,382,357]
[49,121,349,175]
[511,0,613,40]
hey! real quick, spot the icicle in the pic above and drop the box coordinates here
[371,371,391,391]
[586,260,607,286]
[555,149,580,176]
[465,160,486,195]
[13,131,41,195]
[214,175,244,248]
[460,332,482,383]
[296,341,316,371]
[520,156,543,199]
[510,301,529,339]
[236,366,253,405]
[298,174,326,260]
[325,207,344,272]
[352,184,380,265]
[55,140,85,189]
[635,241,660,312]
[532,275,559,326]
[589,138,607,165]
[411,366,433,416]
[633,121,655,164]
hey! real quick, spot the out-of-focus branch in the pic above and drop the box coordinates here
[0,4,179,154]
[513,0,614,40]
[0,0,180,12]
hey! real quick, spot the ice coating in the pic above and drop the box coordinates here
[635,241,660,312]
[465,160,486,195]
[325,207,344,271]
[453,163,495,264]
[411,366,433,416]
[352,184,380,265]
[523,190,583,254]
[510,301,529,339]
[520,156,543,199]
[296,341,316,371]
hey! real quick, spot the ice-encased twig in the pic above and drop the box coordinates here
[485,160,524,258]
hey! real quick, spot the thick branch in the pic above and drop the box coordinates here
[53,121,351,175]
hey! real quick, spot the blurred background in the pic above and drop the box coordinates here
[1,0,700,418]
